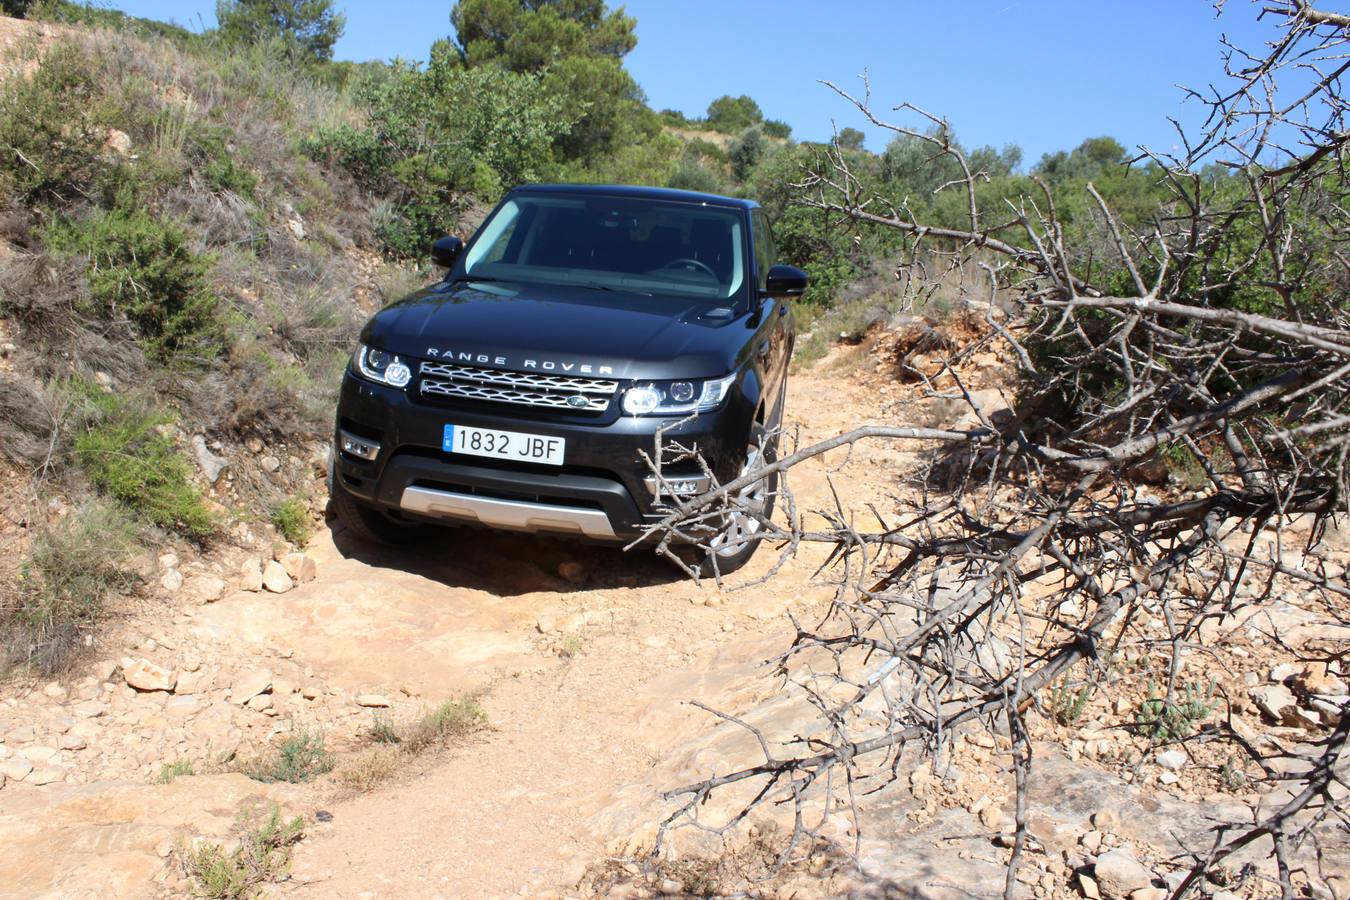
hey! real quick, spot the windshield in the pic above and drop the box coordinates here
[460,193,748,301]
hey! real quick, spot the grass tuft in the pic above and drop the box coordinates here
[245,727,334,784]
[270,495,312,545]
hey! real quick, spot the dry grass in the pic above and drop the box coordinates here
[335,696,487,793]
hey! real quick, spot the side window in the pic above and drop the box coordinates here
[751,211,773,289]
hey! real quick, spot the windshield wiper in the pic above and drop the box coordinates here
[578,282,652,296]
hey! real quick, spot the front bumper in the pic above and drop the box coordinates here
[332,372,752,542]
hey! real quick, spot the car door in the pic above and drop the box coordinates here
[751,210,791,425]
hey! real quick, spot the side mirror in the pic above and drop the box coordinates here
[431,235,463,268]
[764,264,808,298]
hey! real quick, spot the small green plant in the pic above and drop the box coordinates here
[1139,678,1216,741]
[399,696,486,755]
[1,499,142,675]
[270,496,312,545]
[182,803,303,899]
[1220,755,1252,792]
[246,727,334,784]
[368,713,400,745]
[71,386,217,538]
[1049,678,1092,726]
[560,633,584,659]
[157,758,196,783]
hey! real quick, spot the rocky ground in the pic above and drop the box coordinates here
[1,331,1348,899]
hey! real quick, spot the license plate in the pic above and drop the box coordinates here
[443,424,565,466]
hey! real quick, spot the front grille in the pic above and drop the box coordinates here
[419,362,618,412]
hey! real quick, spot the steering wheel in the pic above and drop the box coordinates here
[661,257,717,278]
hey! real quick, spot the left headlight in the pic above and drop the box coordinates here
[353,343,412,389]
[621,374,735,416]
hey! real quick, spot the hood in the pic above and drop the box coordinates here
[360,280,750,380]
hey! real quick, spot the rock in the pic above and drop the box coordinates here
[1155,750,1186,771]
[190,435,229,484]
[1090,808,1121,831]
[1270,662,1302,683]
[186,575,226,604]
[0,759,33,781]
[557,560,587,584]
[103,128,132,156]
[42,682,66,700]
[27,767,64,786]
[58,735,86,751]
[230,668,272,705]
[356,694,391,708]
[1250,683,1301,724]
[979,804,1006,830]
[246,693,273,712]
[261,561,293,594]
[165,696,200,719]
[23,746,58,764]
[1093,848,1155,899]
[174,670,212,695]
[260,455,281,473]
[123,659,177,693]
[6,725,36,743]
[1295,665,1348,697]
[159,569,184,593]
[1079,873,1102,900]
[1130,890,1167,900]
[239,557,264,592]
[287,218,306,241]
[72,701,106,718]
[280,553,317,584]
[301,681,325,700]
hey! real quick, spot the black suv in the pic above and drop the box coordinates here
[330,184,806,573]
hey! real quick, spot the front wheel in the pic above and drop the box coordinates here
[327,454,426,546]
[669,427,778,577]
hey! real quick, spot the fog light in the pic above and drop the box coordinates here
[339,431,380,461]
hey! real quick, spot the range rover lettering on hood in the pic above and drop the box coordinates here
[425,347,616,376]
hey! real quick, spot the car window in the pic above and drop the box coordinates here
[462,194,749,301]
[751,211,773,289]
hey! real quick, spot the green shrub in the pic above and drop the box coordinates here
[0,43,117,204]
[1050,678,1092,726]
[46,205,225,362]
[182,804,303,899]
[72,387,217,538]
[1139,678,1216,741]
[270,495,312,545]
[1,499,142,675]
[246,727,334,783]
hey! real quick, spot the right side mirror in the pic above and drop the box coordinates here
[764,264,808,298]
[431,235,463,268]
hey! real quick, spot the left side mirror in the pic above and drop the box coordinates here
[431,235,463,268]
[764,264,808,298]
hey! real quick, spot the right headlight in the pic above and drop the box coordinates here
[621,374,735,416]
[353,343,412,389]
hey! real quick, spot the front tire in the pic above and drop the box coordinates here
[670,426,778,577]
[327,454,426,546]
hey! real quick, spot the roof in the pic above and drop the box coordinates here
[512,183,760,210]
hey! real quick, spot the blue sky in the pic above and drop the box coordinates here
[103,0,1279,163]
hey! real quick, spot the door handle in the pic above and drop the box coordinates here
[778,303,788,316]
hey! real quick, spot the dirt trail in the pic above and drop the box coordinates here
[222,358,902,897]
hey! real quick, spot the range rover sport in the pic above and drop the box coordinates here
[329,184,806,573]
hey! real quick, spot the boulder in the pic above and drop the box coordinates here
[229,668,272,705]
[239,557,264,592]
[280,553,317,584]
[356,694,391,708]
[1250,683,1300,725]
[123,659,177,693]
[1093,848,1156,898]
[190,434,229,484]
[159,569,183,593]
[186,575,226,604]
[261,560,293,594]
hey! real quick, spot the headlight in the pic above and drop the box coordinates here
[621,374,735,416]
[354,343,412,388]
